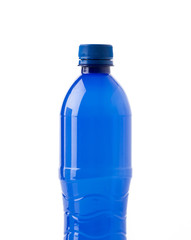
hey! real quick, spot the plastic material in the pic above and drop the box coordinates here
[60,46,131,240]
[78,44,113,66]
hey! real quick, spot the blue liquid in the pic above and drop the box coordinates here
[60,72,131,240]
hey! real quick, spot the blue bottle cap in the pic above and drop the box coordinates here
[78,44,113,66]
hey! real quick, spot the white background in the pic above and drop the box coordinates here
[0,0,191,239]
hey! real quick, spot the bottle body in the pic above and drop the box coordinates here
[60,72,131,240]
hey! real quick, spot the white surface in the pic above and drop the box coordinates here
[0,0,191,239]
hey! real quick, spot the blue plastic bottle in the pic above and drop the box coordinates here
[60,44,132,240]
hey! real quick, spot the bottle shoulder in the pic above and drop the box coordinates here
[61,73,131,117]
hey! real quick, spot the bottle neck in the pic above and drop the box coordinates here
[81,66,111,74]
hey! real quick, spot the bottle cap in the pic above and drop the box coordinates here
[78,44,113,66]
